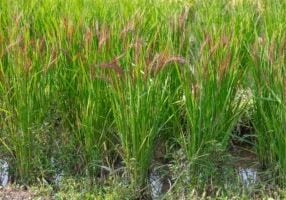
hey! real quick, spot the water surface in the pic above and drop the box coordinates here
[0,160,9,187]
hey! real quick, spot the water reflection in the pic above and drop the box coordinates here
[230,145,259,187]
[149,170,163,200]
[51,157,63,185]
[238,167,258,186]
[0,160,9,187]
[54,171,63,185]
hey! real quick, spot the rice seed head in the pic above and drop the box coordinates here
[120,21,135,38]
[120,10,143,38]
[96,23,110,51]
[95,54,125,76]
[62,18,75,41]
[220,34,231,48]
[279,37,286,57]
[44,49,58,73]
[268,40,275,64]
[148,53,186,75]
[133,38,144,65]
[170,6,190,32]
[200,33,211,55]
[13,13,23,28]
[84,27,94,44]
[0,69,5,86]
[250,36,264,65]
[178,6,190,30]
[191,82,200,100]
[218,53,232,82]
[23,57,32,75]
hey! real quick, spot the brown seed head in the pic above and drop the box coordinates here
[84,27,94,44]
[96,24,110,51]
[218,53,232,82]
[95,54,125,76]
[148,53,186,75]
[178,6,190,30]
[120,21,135,38]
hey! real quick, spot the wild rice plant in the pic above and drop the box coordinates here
[181,30,245,175]
[95,1,189,192]
[249,0,286,186]
[0,13,60,181]
[108,57,183,190]
[251,35,286,186]
[1,0,285,196]
[74,64,112,177]
[175,0,265,183]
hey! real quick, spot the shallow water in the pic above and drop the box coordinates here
[148,145,261,199]
[54,171,63,185]
[0,160,9,187]
[149,170,163,200]
[50,157,63,185]
[149,165,171,200]
[231,145,259,187]
[238,167,258,186]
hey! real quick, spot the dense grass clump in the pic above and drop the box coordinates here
[0,0,285,198]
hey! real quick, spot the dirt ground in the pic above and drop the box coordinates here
[0,186,33,200]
